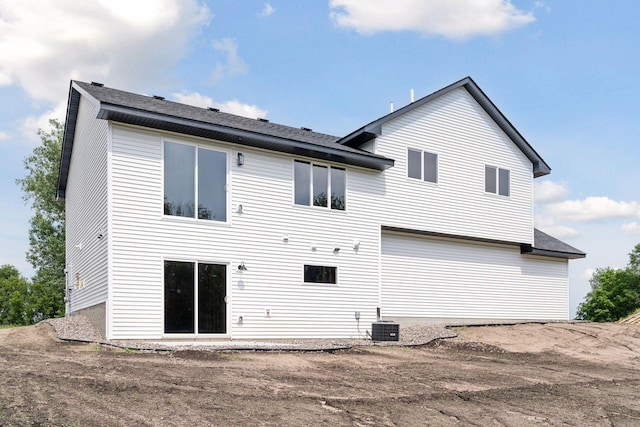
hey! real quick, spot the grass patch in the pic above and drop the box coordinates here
[0,324,20,330]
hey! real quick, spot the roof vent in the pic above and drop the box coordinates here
[208,107,220,112]
[257,118,269,123]
[152,95,165,100]
[301,127,312,132]
[90,82,104,87]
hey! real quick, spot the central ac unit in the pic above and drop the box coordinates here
[371,321,399,342]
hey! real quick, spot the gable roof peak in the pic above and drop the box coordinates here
[338,76,551,178]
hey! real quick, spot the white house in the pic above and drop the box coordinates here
[57,77,585,340]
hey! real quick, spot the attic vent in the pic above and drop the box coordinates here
[257,118,269,123]
[300,127,312,132]
[208,107,220,112]
[90,82,104,87]
[152,95,165,100]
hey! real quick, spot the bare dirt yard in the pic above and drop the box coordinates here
[1,322,640,426]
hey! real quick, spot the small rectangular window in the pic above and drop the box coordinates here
[304,265,337,284]
[294,161,311,205]
[294,160,346,210]
[485,165,510,196]
[330,168,346,210]
[423,152,438,183]
[498,168,510,196]
[312,165,328,207]
[407,149,422,179]
[164,142,195,218]
[407,148,438,183]
[485,166,497,193]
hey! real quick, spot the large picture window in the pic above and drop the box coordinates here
[407,148,438,183]
[304,265,337,284]
[164,142,227,221]
[485,165,510,196]
[294,160,346,210]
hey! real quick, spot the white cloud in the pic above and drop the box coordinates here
[329,0,536,39]
[0,0,210,104]
[21,100,67,143]
[259,3,275,17]
[217,100,267,119]
[534,214,578,238]
[545,197,640,222]
[172,92,216,109]
[0,131,9,140]
[582,268,595,280]
[534,180,569,203]
[622,221,640,234]
[210,38,248,83]
[172,92,268,120]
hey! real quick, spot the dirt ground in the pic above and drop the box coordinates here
[1,322,639,426]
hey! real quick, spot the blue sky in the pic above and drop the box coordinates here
[1,0,639,317]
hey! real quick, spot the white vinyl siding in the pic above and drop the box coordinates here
[65,96,109,313]
[381,233,569,320]
[66,83,574,340]
[109,125,379,339]
[374,88,534,244]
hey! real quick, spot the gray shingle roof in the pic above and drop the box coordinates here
[524,228,586,259]
[74,81,344,147]
[57,81,395,199]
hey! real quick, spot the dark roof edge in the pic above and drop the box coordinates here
[339,77,551,178]
[382,226,586,260]
[56,83,82,200]
[521,247,586,260]
[97,103,394,171]
[381,226,523,247]
[523,228,587,260]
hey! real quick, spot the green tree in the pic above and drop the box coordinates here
[577,244,640,321]
[0,265,30,325]
[16,119,66,321]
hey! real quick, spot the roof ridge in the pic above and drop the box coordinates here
[73,80,341,141]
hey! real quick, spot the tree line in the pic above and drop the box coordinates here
[0,120,65,325]
[577,244,640,322]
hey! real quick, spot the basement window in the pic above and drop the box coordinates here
[304,265,337,284]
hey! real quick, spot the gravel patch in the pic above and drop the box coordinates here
[44,315,457,352]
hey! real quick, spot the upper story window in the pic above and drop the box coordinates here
[164,141,227,221]
[294,160,346,210]
[407,148,438,183]
[485,165,510,197]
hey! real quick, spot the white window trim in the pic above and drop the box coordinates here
[484,165,510,197]
[407,148,439,184]
[161,137,231,224]
[293,160,347,211]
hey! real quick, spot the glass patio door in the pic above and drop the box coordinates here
[164,261,226,334]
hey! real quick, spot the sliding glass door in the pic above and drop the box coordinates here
[164,261,226,334]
